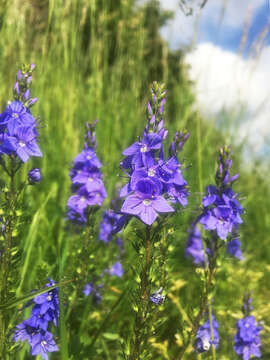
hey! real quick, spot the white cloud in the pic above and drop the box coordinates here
[158,0,265,49]
[185,42,270,154]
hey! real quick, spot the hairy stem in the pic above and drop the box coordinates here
[130,225,152,360]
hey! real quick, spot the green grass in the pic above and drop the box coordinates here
[0,0,269,359]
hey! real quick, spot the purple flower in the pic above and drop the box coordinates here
[13,279,59,359]
[121,193,173,226]
[119,83,189,226]
[2,126,42,162]
[99,209,121,243]
[31,330,58,360]
[109,261,124,277]
[227,238,244,260]
[33,279,59,326]
[83,283,103,304]
[28,168,41,183]
[122,132,162,169]
[234,316,262,360]
[83,283,93,297]
[186,226,207,266]
[0,101,36,134]
[150,287,165,305]
[194,315,219,353]
[66,121,106,225]
[74,149,102,168]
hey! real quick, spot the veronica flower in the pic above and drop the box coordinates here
[109,261,124,277]
[31,330,58,360]
[227,238,244,260]
[186,225,207,266]
[28,168,42,183]
[121,178,174,225]
[194,315,219,353]
[13,279,59,359]
[67,121,106,224]
[83,283,103,304]
[199,147,243,241]
[150,287,165,305]
[99,209,121,243]
[0,101,36,134]
[234,316,262,360]
[119,82,189,226]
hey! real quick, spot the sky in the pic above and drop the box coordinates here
[145,0,270,158]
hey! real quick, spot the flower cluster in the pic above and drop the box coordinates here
[199,147,243,241]
[67,121,106,224]
[234,295,262,360]
[83,261,124,303]
[185,225,207,266]
[185,224,243,266]
[119,82,189,226]
[194,315,219,353]
[234,316,262,360]
[99,209,121,242]
[14,279,59,360]
[0,65,42,163]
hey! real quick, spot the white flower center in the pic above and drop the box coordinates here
[202,336,211,351]
[143,199,151,206]
[148,169,155,177]
[19,141,25,147]
[41,340,47,349]
[140,145,147,153]
[88,177,93,182]
[80,197,86,202]
[86,155,92,160]
[47,295,52,301]
[12,112,19,118]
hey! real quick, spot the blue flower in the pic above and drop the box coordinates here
[67,121,106,225]
[28,168,41,183]
[13,279,59,359]
[234,316,262,360]
[186,225,207,266]
[150,287,165,305]
[99,209,121,243]
[119,82,189,226]
[194,315,219,353]
[109,261,124,277]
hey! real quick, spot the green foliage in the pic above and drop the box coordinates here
[0,0,269,359]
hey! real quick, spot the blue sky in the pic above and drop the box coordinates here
[155,0,270,158]
[197,0,270,54]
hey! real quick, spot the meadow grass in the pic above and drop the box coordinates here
[0,0,269,359]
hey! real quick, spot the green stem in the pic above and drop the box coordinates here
[177,257,216,360]
[129,225,152,360]
[0,157,17,357]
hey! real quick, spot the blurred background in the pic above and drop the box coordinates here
[0,0,269,358]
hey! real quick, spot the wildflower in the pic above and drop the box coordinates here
[227,238,244,260]
[199,147,243,241]
[119,82,189,226]
[194,315,219,353]
[67,121,106,224]
[234,316,262,360]
[185,225,207,266]
[109,261,124,277]
[13,279,59,359]
[83,283,103,304]
[150,287,165,305]
[31,330,58,360]
[0,65,42,163]
[99,209,121,243]
[28,168,41,183]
